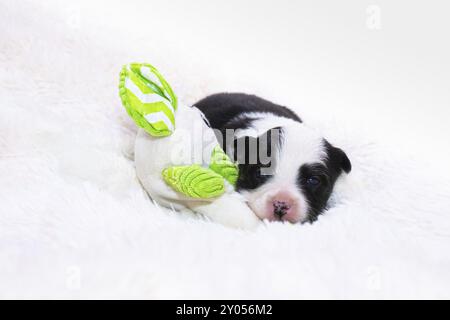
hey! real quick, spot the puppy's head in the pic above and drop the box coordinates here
[231,120,351,223]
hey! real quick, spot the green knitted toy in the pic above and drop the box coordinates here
[119,63,238,199]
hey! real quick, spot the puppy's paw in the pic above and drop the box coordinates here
[191,193,261,230]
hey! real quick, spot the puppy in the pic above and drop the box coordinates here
[135,93,351,228]
[195,93,351,223]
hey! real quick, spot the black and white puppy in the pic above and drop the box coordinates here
[195,93,351,223]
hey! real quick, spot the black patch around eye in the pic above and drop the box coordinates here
[298,141,351,221]
[297,163,333,220]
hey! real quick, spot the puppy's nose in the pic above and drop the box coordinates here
[273,200,291,218]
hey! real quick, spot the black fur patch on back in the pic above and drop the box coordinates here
[194,93,302,131]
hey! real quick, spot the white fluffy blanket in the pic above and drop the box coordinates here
[1,0,449,299]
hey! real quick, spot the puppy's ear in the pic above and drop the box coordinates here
[335,147,352,173]
[325,140,352,174]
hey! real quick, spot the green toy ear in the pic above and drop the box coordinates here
[209,145,238,187]
[162,165,226,199]
[119,63,177,137]
[162,145,238,199]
